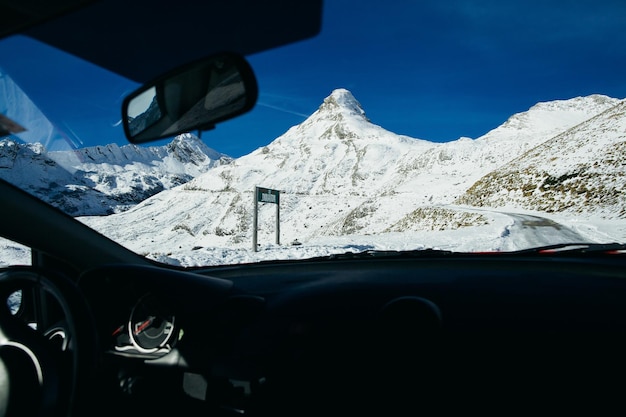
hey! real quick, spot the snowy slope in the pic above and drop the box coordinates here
[393,94,621,201]
[457,99,626,217]
[78,89,625,265]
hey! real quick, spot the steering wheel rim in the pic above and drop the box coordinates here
[0,267,97,417]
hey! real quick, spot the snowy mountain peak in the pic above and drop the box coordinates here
[317,88,367,119]
[166,133,226,165]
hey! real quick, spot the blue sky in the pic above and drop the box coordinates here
[206,0,626,156]
[2,0,626,157]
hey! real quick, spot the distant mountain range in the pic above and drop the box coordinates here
[0,133,231,215]
[2,89,624,254]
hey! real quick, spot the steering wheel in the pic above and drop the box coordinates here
[0,267,97,417]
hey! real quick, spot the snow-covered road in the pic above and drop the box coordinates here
[495,212,588,251]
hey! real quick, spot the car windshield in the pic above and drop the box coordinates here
[1,1,626,267]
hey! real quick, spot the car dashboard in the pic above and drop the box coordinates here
[74,254,626,415]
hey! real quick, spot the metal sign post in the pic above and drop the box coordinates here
[253,186,280,252]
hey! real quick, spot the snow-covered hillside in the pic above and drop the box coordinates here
[77,89,626,265]
[0,133,231,215]
[457,100,626,217]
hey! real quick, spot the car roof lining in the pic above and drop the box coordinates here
[0,0,98,37]
[2,0,323,83]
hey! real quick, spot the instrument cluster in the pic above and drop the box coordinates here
[110,292,178,356]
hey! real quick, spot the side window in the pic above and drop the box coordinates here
[7,289,22,315]
[1,237,31,316]
[0,237,31,267]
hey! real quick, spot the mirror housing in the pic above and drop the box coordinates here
[122,52,258,143]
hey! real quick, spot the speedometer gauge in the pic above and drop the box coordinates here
[129,293,176,353]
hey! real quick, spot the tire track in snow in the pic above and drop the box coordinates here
[496,212,588,251]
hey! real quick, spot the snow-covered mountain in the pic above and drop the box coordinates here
[78,89,625,263]
[0,133,231,215]
[457,100,626,217]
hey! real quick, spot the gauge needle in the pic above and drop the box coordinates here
[134,316,155,335]
[112,325,124,336]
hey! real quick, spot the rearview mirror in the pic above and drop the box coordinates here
[122,52,258,143]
